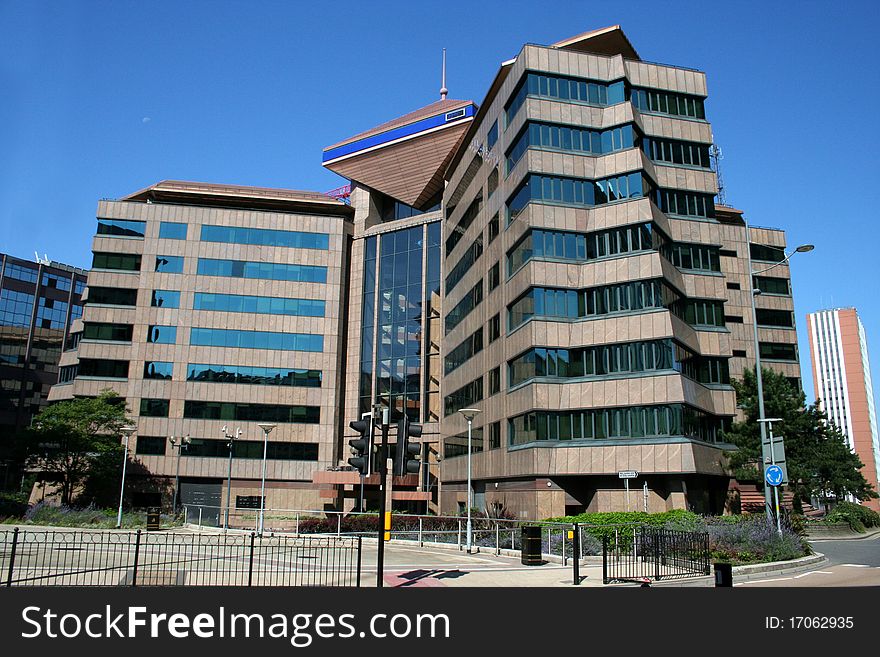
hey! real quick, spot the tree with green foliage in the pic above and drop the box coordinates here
[24,390,133,506]
[725,368,878,510]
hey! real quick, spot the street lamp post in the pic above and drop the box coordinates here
[745,220,813,520]
[257,423,276,535]
[223,426,242,530]
[169,435,191,515]
[115,425,137,529]
[458,408,481,553]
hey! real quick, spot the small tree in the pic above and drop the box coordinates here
[24,390,132,506]
[725,368,878,510]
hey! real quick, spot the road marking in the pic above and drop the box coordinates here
[734,570,832,585]
[839,563,870,568]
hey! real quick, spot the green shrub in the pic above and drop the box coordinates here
[817,501,880,532]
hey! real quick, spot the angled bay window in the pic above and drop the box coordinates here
[507,172,649,223]
[505,72,626,125]
[506,122,636,172]
[508,279,678,331]
[507,340,728,388]
[509,404,727,446]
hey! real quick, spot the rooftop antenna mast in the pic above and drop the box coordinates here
[440,48,448,101]
[710,143,726,206]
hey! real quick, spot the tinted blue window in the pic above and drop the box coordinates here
[200,225,328,249]
[196,258,327,283]
[97,219,146,238]
[147,325,177,344]
[190,328,323,352]
[193,292,324,316]
[159,222,187,240]
[155,256,184,273]
[151,290,180,308]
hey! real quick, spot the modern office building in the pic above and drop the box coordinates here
[426,26,802,518]
[48,180,354,517]
[807,308,880,511]
[0,253,87,486]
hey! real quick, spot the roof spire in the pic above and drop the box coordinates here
[440,48,448,101]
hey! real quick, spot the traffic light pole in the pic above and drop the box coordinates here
[376,407,389,589]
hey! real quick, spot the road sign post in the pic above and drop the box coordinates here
[759,419,785,536]
[618,471,638,512]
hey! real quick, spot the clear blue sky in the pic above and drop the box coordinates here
[1,0,878,405]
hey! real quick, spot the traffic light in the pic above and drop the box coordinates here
[348,417,374,475]
[394,416,422,476]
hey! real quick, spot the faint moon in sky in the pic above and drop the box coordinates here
[142,117,151,123]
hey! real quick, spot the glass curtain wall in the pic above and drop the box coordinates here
[358,224,436,423]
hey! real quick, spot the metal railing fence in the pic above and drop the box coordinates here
[602,526,710,584]
[2,527,362,587]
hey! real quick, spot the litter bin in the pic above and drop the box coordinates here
[714,562,732,587]
[521,525,543,565]
[146,507,161,531]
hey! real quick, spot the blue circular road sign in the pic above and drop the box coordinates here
[765,465,784,487]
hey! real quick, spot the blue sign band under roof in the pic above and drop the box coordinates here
[323,104,475,163]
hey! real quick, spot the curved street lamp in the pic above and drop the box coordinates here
[745,222,814,529]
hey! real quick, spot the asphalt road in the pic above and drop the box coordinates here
[735,534,880,587]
